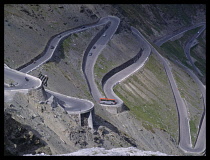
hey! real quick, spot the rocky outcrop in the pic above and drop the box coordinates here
[4,91,140,155]
[28,86,48,102]
[4,112,50,156]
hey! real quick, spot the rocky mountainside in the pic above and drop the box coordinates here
[4,4,206,156]
[4,90,139,155]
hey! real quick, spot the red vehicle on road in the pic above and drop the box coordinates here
[99,98,117,105]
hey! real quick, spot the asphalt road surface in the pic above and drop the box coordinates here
[174,60,206,153]
[45,89,94,114]
[4,66,42,102]
[83,16,120,102]
[4,67,41,90]
[183,25,206,77]
[154,22,206,154]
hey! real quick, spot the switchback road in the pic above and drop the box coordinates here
[4,15,206,154]
[152,23,206,154]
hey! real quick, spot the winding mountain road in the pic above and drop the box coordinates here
[19,16,111,74]
[4,66,42,102]
[183,25,206,77]
[102,27,151,107]
[152,23,206,154]
[4,15,205,154]
[4,67,42,90]
[4,16,116,113]
[81,16,205,154]
[154,22,206,47]
[82,16,120,102]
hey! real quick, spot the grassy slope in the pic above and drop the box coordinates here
[115,4,205,42]
[114,53,179,141]
[93,4,205,145]
[190,31,206,77]
[160,27,201,69]
[4,4,99,69]
[157,25,205,146]
[94,31,140,95]
[170,62,203,146]
[30,26,103,101]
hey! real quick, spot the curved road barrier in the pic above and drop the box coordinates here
[4,67,42,90]
[101,48,143,89]
[45,89,94,114]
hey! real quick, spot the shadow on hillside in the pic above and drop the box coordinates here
[93,112,136,147]
[4,112,50,156]
[47,41,65,64]
[122,104,130,111]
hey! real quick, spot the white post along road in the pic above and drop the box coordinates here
[4,15,205,154]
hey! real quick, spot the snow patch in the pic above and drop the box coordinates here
[24,147,173,156]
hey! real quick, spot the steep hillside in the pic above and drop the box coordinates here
[170,61,204,146]
[4,4,205,156]
[113,4,206,41]
[5,91,139,155]
[30,25,104,100]
[4,4,206,69]
[4,4,101,69]
[114,53,179,140]
[93,4,205,151]
[190,30,206,84]
[159,26,206,84]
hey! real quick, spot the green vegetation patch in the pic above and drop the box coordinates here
[179,27,201,44]
[192,56,205,74]
[94,54,116,95]
[172,67,202,111]
[118,4,154,37]
[159,26,202,71]
[189,118,197,147]
[158,4,194,25]
[171,64,203,146]
[44,61,56,71]
[142,122,155,134]
[190,33,206,76]
[161,40,187,63]
[113,54,179,140]
[62,36,73,53]
[144,53,168,84]
[194,61,206,76]
[94,54,114,75]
